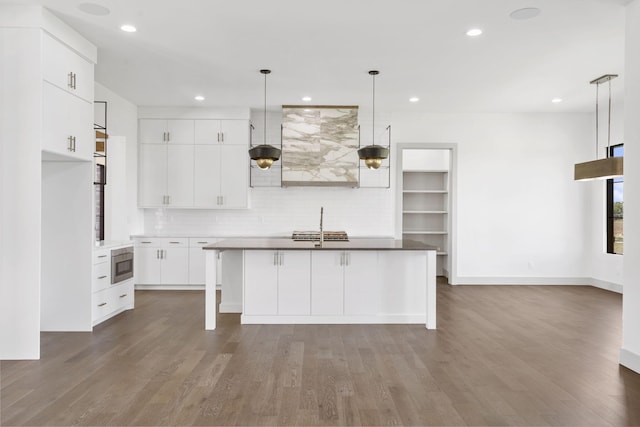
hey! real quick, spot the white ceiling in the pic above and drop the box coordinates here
[4,0,630,113]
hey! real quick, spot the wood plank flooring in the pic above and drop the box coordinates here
[2,281,640,426]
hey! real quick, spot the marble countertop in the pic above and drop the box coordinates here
[203,238,438,251]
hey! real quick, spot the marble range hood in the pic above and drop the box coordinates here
[281,105,360,187]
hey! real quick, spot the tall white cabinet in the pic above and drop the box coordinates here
[1,5,97,356]
[138,116,249,209]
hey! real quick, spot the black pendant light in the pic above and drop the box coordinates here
[249,69,281,170]
[357,70,389,169]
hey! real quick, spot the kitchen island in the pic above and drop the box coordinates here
[203,238,437,330]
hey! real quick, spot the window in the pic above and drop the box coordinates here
[607,144,623,254]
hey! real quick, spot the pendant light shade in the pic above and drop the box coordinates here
[574,74,623,181]
[249,69,281,170]
[358,70,389,170]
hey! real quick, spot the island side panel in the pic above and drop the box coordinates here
[426,250,437,329]
[205,249,217,330]
[220,250,243,313]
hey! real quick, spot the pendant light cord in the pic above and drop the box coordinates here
[595,82,599,159]
[607,79,612,158]
[263,72,267,146]
[372,72,376,147]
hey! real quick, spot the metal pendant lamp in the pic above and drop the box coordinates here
[249,69,281,170]
[574,74,623,181]
[358,70,389,170]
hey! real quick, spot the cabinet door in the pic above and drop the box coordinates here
[277,251,311,315]
[161,247,189,285]
[42,82,93,161]
[344,251,380,316]
[193,145,222,207]
[194,120,221,144]
[188,238,218,285]
[219,120,248,145]
[244,251,278,315]
[139,119,168,144]
[135,247,161,285]
[42,33,94,103]
[166,145,194,207]
[219,145,248,208]
[311,251,344,315]
[167,119,194,145]
[139,144,167,207]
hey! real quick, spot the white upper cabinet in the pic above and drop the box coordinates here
[139,119,194,144]
[42,82,93,161]
[139,115,249,209]
[42,33,94,103]
[194,120,248,145]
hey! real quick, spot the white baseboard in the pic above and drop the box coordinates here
[134,284,205,291]
[219,303,242,313]
[240,314,427,325]
[453,277,591,285]
[620,348,640,374]
[589,278,623,294]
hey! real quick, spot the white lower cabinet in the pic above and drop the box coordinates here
[311,251,379,316]
[134,238,189,286]
[244,250,311,316]
[92,246,135,326]
[188,238,221,286]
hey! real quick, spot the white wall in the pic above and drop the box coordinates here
[621,0,640,374]
[94,83,142,240]
[391,112,592,284]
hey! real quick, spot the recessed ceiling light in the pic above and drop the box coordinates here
[77,2,110,16]
[551,98,563,103]
[510,7,541,20]
[302,96,312,102]
[409,97,419,103]
[120,24,137,33]
[466,28,483,37]
[194,95,205,101]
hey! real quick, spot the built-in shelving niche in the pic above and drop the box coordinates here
[399,148,452,277]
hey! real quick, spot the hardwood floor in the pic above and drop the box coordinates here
[2,281,640,426]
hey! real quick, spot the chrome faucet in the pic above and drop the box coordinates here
[318,206,324,248]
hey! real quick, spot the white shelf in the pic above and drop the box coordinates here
[403,210,447,214]
[403,190,448,194]
[403,231,448,235]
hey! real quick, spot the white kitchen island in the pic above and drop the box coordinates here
[203,238,437,330]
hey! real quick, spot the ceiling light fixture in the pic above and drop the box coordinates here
[249,69,281,170]
[120,24,137,33]
[409,97,419,103]
[302,96,312,102]
[357,70,389,170]
[194,95,205,101]
[510,7,541,20]
[574,74,623,181]
[466,28,483,37]
[77,2,110,15]
[551,98,563,103]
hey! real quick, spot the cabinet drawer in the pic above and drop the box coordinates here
[188,237,218,248]
[113,281,135,309]
[92,261,110,292]
[161,237,189,247]
[92,287,112,321]
[134,237,162,248]
[42,33,94,103]
[93,249,110,264]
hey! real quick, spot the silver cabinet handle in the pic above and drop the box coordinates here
[169,241,180,244]
[162,132,166,142]
[273,252,278,266]
[68,136,73,151]
[98,302,107,307]
[68,72,73,89]
[197,241,208,244]
[217,132,220,142]
[280,252,284,266]
[72,136,76,152]
[97,254,108,258]
[156,249,160,259]
[72,72,77,90]
[140,241,152,244]
[119,294,127,298]
[167,132,170,142]
[340,253,344,266]
[221,132,224,142]
[346,252,350,266]
[97,275,107,279]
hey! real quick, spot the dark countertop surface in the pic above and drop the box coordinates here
[203,238,438,251]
